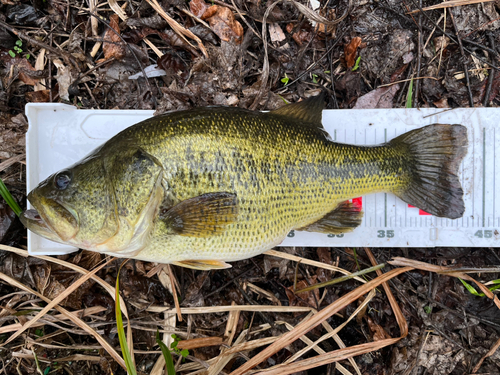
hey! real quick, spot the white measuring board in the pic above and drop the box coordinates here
[25,104,500,255]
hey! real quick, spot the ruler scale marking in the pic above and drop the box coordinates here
[483,128,486,227]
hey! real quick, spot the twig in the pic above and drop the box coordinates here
[166,265,182,322]
[482,31,496,107]
[327,39,339,109]
[396,64,413,105]
[145,0,208,58]
[407,0,495,14]
[0,155,25,173]
[249,0,281,110]
[0,20,81,71]
[378,75,440,88]
[450,11,474,107]
[413,0,423,108]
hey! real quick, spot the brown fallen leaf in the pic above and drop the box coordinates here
[366,316,392,341]
[52,58,73,101]
[25,87,59,102]
[352,84,400,109]
[344,37,362,68]
[99,14,126,62]
[286,23,313,47]
[268,23,286,43]
[286,276,320,309]
[315,8,337,36]
[433,97,449,108]
[201,5,243,44]
[316,247,333,283]
[158,52,188,80]
[33,262,92,309]
[190,0,209,18]
[0,51,41,86]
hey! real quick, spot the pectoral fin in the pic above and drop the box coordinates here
[172,260,232,270]
[298,201,363,234]
[160,192,239,237]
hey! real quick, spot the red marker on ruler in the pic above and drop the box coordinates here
[352,197,362,211]
[408,204,431,215]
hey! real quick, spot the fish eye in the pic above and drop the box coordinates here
[54,171,72,190]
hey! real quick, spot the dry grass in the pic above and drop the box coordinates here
[1,244,499,374]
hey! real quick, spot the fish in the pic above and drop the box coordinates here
[20,95,468,270]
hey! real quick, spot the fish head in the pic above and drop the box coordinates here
[21,154,119,249]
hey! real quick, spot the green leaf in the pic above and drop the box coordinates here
[8,50,15,58]
[157,330,176,375]
[16,40,22,47]
[281,73,289,86]
[278,95,289,104]
[26,54,30,59]
[459,278,482,296]
[312,74,318,84]
[351,56,361,71]
[180,349,189,358]
[115,267,137,375]
[43,366,51,375]
[460,278,500,297]
[0,178,22,216]
[406,77,414,108]
[424,305,432,314]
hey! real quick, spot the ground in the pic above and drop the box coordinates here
[0,0,500,374]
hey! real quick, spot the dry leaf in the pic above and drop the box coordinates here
[25,88,58,102]
[344,37,362,68]
[268,23,286,43]
[433,97,449,108]
[353,84,400,109]
[52,58,73,101]
[190,0,209,18]
[286,23,313,47]
[0,52,41,86]
[100,14,126,62]
[316,248,332,283]
[286,276,320,309]
[366,316,392,341]
[315,8,337,35]
[201,5,243,44]
[158,52,188,80]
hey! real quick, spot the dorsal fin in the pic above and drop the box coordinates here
[270,93,325,125]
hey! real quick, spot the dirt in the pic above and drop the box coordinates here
[0,0,499,373]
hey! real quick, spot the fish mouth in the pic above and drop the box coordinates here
[21,209,47,226]
[21,197,79,242]
[20,207,59,240]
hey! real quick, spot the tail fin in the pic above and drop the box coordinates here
[390,124,468,219]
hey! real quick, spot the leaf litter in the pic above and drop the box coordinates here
[0,0,499,373]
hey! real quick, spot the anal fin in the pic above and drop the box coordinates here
[297,201,363,234]
[172,260,232,270]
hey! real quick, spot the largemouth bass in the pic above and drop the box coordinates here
[21,96,468,270]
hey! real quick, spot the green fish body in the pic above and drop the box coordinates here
[21,96,468,269]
